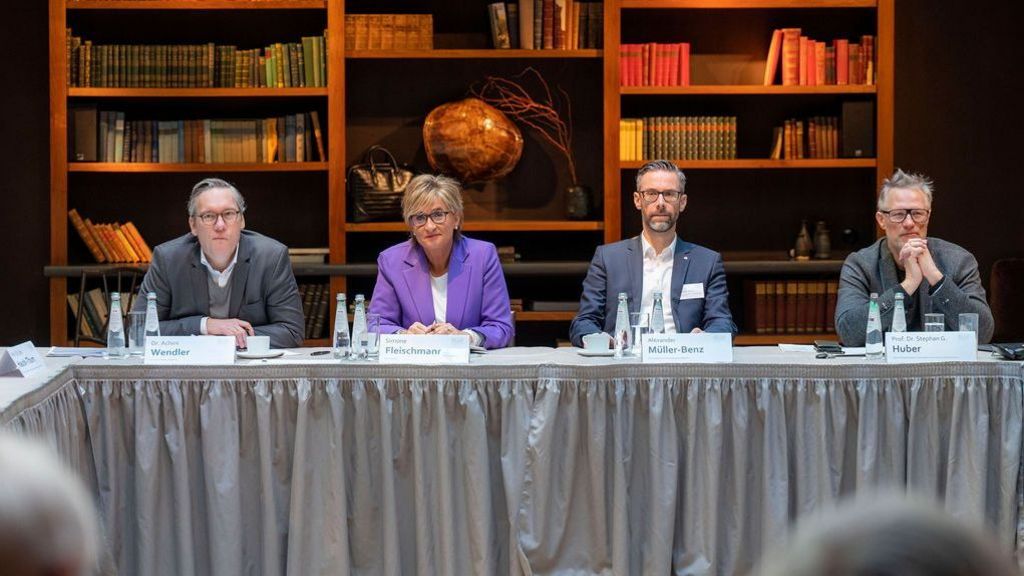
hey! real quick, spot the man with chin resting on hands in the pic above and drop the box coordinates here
[835,169,993,345]
[134,178,305,349]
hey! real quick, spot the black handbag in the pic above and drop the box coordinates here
[347,145,414,222]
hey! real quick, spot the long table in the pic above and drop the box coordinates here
[3,348,1022,575]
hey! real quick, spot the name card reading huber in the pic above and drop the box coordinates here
[884,332,976,363]
[641,333,733,363]
[379,334,470,365]
[144,336,235,365]
[0,341,45,377]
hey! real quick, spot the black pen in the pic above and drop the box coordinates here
[311,350,331,356]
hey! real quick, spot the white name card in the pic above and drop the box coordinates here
[144,336,235,365]
[379,334,470,365]
[884,331,976,363]
[0,341,45,377]
[641,333,733,363]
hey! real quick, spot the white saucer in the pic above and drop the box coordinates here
[577,349,615,357]
[237,350,285,360]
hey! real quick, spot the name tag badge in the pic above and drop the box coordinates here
[0,341,45,377]
[680,283,705,300]
[884,332,976,363]
[641,333,732,363]
[379,334,470,364]
[144,336,236,365]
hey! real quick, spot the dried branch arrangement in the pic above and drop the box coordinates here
[470,67,578,185]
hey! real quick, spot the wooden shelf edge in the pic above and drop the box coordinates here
[734,333,836,345]
[516,311,577,321]
[68,87,327,98]
[345,221,605,232]
[621,84,876,95]
[69,162,328,173]
[621,0,875,8]
[68,0,326,9]
[620,159,876,169]
[347,49,601,59]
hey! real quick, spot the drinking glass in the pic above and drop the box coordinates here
[924,313,945,332]
[127,311,146,355]
[958,313,979,335]
[365,313,380,357]
[629,312,649,358]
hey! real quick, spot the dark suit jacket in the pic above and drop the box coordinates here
[134,230,305,348]
[570,236,736,347]
[835,237,994,345]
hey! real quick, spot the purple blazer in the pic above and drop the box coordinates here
[368,235,514,349]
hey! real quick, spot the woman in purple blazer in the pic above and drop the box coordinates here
[368,174,514,349]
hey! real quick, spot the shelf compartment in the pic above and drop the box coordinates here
[620,159,875,169]
[621,0,875,8]
[68,0,326,9]
[69,88,328,98]
[516,311,577,322]
[621,85,875,95]
[734,332,836,345]
[69,162,328,173]
[347,49,601,59]
[346,221,605,233]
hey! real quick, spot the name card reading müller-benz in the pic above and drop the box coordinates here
[144,336,235,365]
[379,334,470,365]
[641,333,733,363]
[884,332,976,363]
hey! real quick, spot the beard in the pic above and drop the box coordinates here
[647,214,676,233]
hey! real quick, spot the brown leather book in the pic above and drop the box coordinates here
[85,218,114,262]
[68,209,106,263]
[785,281,798,334]
[122,222,152,262]
[826,280,839,333]
[795,281,808,333]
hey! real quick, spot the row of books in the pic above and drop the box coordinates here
[299,282,331,340]
[344,14,433,50]
[746,280,839,335]
[769,117,840,160]
[67,288,123,341]
[488,1,603,50]
[764,30,875,86]
[619,43,691,87]
[67,31,328,88]
[72,108,326,164]
[620,117,738,162]
[69,209,152,264]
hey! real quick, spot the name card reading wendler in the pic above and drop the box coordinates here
[144,336,236,365]
[641,333,733,363]
[884,332,976,363]
[379,334,470,365]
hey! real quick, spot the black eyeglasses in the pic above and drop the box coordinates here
[637,189,683,203]
[409,209,451,227]
[193,209,242,226]
[880,209,930,224]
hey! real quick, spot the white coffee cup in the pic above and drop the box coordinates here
[246,335,270,354]
[582,332,612,350]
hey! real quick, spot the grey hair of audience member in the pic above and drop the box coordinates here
[754,493,1016,576]
[634,159,687,193]
[187,177,248,217]
[0,434,101,576]
[877,168,934,210]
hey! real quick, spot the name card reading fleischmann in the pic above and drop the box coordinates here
[144,336,236,365]
[641,333,733,363]
[884,332,976,363]
[0,341,45,377]
[379,334,470,365]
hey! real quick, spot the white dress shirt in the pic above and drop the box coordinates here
[640,233,677,334]
[430,273,482,346]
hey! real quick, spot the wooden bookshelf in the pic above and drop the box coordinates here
[49,0,893,347]
[734,333,835,345]
[347,49,601,59]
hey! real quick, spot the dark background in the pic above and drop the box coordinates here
[2,2,1020,344]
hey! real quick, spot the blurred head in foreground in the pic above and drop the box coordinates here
[755,493,1016,576]
[0,434,100,576]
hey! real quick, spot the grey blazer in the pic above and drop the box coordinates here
[134,230,305,348]
[835,237,993,345]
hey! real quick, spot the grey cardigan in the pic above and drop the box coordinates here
[835,237,993,345]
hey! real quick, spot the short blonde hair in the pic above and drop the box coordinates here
[402,174,464,224]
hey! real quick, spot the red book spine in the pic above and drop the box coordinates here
[806,39,816,86]
[679,42,690,86]
[835,39,849,85]
[669,43,679,86]
[781,28,801,86]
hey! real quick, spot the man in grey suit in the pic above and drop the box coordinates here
[835,169,993,345]
[135,178,304,348]
[570,160,736,347]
